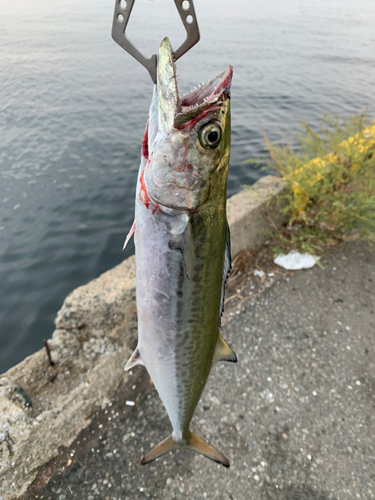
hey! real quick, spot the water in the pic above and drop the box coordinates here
[1,0,374,373]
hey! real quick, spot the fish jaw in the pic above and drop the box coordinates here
[143,37,232,212]
[157,37,179,132]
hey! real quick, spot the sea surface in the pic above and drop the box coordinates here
[1,0,374,372]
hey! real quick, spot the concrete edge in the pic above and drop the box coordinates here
[0,175,286,499]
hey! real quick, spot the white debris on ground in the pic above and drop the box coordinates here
[253,269,265,278]
[274,250,321,270]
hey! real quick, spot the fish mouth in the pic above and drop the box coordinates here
[157,37,233,130]
[174,66,233,128]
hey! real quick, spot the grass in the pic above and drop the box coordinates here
[247,112,375,254]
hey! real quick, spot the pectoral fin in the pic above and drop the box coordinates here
[123,221,135,250]
[170,216,194,279]
[179,222,194,279]
[141,431,229,468]
[124,347,144,371]
[212,333,237,365]
[219,222,231,325]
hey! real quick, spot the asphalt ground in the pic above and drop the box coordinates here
[23,241,375,500]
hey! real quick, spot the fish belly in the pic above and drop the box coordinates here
[135,203,225,440]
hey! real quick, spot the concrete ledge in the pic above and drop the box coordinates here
[0,257,137,499]
[0,175,285,499]
[227,175,287,256]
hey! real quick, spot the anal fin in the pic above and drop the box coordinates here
[212,333,237,365]
[124,347,144,371]
[141,431,229,468]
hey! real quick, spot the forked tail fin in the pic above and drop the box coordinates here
[141,431,230,467]
[187,432,230,467]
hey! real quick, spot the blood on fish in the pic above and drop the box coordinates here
[212,66,233,96]
[177,101,224,132]
[139,169,151,209]
[187,163,194,170]
[178,109,212,132]
[139,168,159,214]
[172,164,188,173]
[141,120,149,159]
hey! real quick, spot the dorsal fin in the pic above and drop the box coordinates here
[219,222,231,325]
[212,333,237,365]
[125,348,144,371]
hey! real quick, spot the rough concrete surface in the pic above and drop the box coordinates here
[21,241,375,500]
[0,175,286,499]
[227,176,286,257]
[0,257,137,499]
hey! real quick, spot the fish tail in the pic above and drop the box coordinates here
[187,432,230,467]
[141,431,230,468]
[141,434,177,465]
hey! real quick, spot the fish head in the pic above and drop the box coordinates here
[144,37,232,212]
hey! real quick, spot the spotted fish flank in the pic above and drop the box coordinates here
[125,38,235,467]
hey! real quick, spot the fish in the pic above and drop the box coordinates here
[124,37,235,467]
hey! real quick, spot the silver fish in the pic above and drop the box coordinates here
[124,38,235,467]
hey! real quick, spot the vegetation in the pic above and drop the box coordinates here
[249,112,375,254]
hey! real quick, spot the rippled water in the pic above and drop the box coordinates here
[1,0,374,372]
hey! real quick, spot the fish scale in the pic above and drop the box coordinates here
[124,38,236,467]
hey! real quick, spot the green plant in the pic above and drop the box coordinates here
[248,112,375,253]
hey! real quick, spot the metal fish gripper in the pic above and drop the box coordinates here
[111,0,200,84]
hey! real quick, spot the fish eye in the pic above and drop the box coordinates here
[198,122,222,149]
